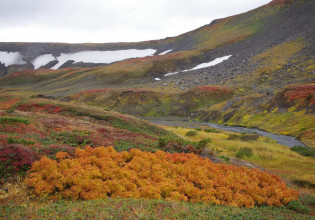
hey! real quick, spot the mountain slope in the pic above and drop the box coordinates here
[0,0,313,85]
[0,0,314,146]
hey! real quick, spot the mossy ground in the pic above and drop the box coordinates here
[1,198,313,220]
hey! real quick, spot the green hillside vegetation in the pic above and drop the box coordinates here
[64,83,315,148]
[63,85,233,117]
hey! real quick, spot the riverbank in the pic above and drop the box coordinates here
[144,117,310,148]
[145,117,315,195]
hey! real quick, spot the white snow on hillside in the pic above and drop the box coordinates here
[164,71,180,77]
[191,55,232,70]
[164,55,232,77]
[159,49,173,55]
[0,51,26,67]
[32,54,56,69]
[29,49,156,70]
[51,49,156,69]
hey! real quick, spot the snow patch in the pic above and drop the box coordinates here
[191,55,232,70]
[51,49,156,69]
[164,55,232,77]
[155,77,161,81]
[0,51,26,67]
[164,71,179,77]
[32,54,56,69]
[159,49,173,55]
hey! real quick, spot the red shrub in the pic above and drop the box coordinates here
[283,83,315,105]
[0,144,38,176]
[7,70,36,77]
[18,104,64,114]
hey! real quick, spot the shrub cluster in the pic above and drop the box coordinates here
[25,146,298,207]
[0,144,37,177]
[290,146,315,158]
[204,128,220,133]
[236,147,254,159]
[0,117,29,125]
[240,134,259,141]
[0,144,76,177]
[284,83,315,105]
[158,137,212,155]
[185,130,198,137]
[227,134,240,140]
[228,134,259,142]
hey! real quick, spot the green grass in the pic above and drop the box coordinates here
[113,139,158,152]
[185,130,198,137]
[0,117,29,125]
[218,155,231,163]
[0,198,313,220]
[7,137,36,145]
[204,128,220,133]
[236,147,254,159]
[49,131,92,147]
[291,146,315,158]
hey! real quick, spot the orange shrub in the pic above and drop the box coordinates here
[25,146,298,207]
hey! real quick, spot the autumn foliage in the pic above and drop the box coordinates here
[283,83,315,105]
[192,85,233,94]
[18,104,64,114]
[25,146,298,207]
[0,144,37,175]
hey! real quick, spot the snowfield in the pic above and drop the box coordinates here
[164,55,232,76]
[191,55,232,70]
[30,49,156,69]
[159,49,173,55]
[32,54,56,69]
[0,51,26,67]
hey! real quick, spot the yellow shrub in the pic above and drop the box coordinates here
[25,146,298,207]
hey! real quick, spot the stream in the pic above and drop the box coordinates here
[145,117,309,148]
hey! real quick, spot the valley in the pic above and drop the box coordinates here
[0,0,314,219]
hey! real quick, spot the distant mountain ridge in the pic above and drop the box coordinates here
[0,0,312,73]
[0,0,313,94]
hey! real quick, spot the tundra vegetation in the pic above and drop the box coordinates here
[0,0,314,218]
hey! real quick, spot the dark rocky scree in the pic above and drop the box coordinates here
[145,0,315,93]
[39,60,59,69]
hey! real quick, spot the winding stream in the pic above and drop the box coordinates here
[145,117,309,148]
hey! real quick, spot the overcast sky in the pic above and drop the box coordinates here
[0,0,271,43]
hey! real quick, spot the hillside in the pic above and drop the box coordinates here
[0,0,314,95]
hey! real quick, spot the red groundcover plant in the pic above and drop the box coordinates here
[0,144,37,175]
[25,146,298,208]
[284,83,315,105]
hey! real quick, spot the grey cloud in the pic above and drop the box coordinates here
[0,0,271,43]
